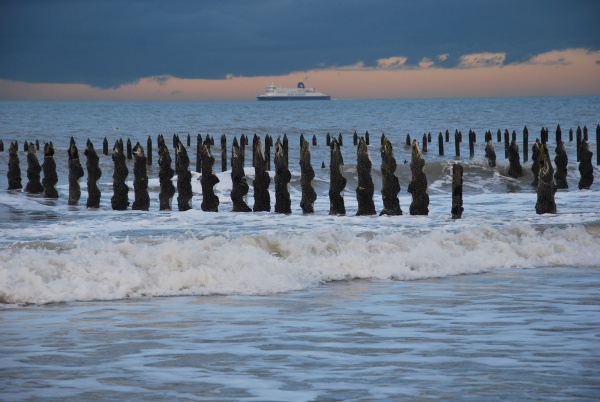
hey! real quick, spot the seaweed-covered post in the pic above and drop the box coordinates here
[485,139,496,167]
[111,139,129,210]
[131,143,150,211]
[176,142,193,211]
[67,138,84,205]
[274,138,291,214]
[407,140,429,215]
[523,126,529,163]
[380,136,402,216]
[25,143,43,194]
[157,136,176,211]
[7,141,22,190]
[230,137,252,212]
[507,139,523,178]
[578,140,594,189]
[42,141,58,198]
[531,139,541,187]
[84,140,102,208]
[300,137,317,214]
[554,141,568,189]
[221,134,227,172]
[451,164,463,219]
[147,136,152,166]
[329,138,346,215]
[438,132,444,156]
[356,137,376,216]
[200,144,220,212]
[536,144,557,214]
[253,137,271,212]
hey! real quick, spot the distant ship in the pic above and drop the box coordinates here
[257,82,330,101]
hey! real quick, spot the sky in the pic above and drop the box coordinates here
[0,0,599,101]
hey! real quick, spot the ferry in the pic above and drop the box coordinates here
[257,82,330,101]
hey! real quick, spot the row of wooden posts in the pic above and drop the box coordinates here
[1,124,598,170]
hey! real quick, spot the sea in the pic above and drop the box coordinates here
[0,97,599,401]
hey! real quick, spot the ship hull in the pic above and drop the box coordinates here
[257,95,330,101]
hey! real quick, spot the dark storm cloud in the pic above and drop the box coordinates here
[1,0,598,88]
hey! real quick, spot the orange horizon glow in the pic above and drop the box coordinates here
[1,49,599,101]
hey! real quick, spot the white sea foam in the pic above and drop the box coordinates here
[1,223,598,305]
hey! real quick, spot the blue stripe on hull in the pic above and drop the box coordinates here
[257,96,330,101]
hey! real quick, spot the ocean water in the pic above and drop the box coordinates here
[0,97,599,400]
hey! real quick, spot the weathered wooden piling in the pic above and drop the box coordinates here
[536,144,557,214]
[111,139,129,210]
[0,139,4,152]
[422,133,428,153]
[240,134,246,168]
[380,136,402,216]
[353,131,358,146]
[578,140,594,189]
[541,127,548,145]
[329,139,346,216]
[200,144,220,212]
[84,140,102,208]
[445,129,449,143]
[326,133,331,146]
[365,131,370,146]
[283,133,289,164]
[504,130,509,159]
[555,124,562,144]
[454,131,460,157]
[126,138,132,160]
[7,142,22,190]
[221,134,227,172]
[569,128,573,142]
[25,143,43,194]
[497,129,501,143]
[406,134,411,146]
[408,140,429,216]
[300,137,317,214]
[187,133,191,147]
[196,134,202,173]
[274,138,291,214]
[176,142,192,211]
[554,141,568,189]
[67,138,84,205]
[147,136,152,166]
[312,134,317,147]
[24,141,29,153]
[131,143,150,211]
[485,140,496,167]
[438,133,444,156]
[230,137,252,213]
[531,139,541,187]
[576,130,582,162]
[468,130,475,159]
[597,124,600,166]
[253,137,271,212]
[265,133,272,171]
[507,139,523,178]
[523,126,529,163]
[428,132,432,143]
[157,136,175,211]
[356,138,376,216]
[338,133,343,146]
[41,145,58,199]
[583,125,588,141]
[451,164,463,219]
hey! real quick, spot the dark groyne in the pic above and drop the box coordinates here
[2,121,597,216]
